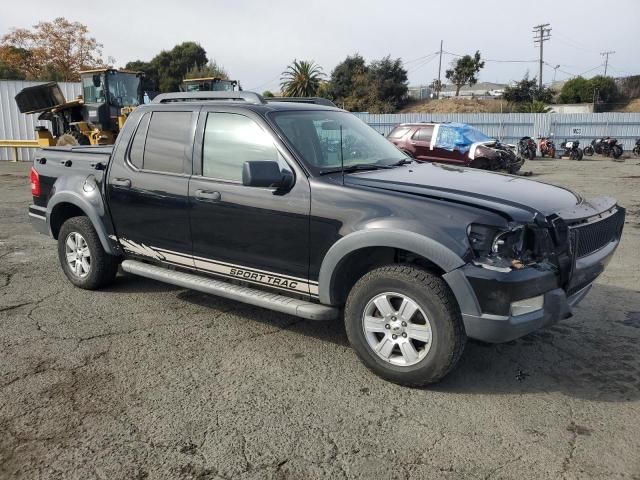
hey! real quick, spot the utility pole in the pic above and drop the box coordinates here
[601,51,615,76]
[436,40,443,99]
[533,24,551,92]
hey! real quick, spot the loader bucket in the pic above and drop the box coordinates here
[14,82,67,114]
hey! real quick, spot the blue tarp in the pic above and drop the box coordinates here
[434,123,493,154]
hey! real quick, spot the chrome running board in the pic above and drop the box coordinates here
[121,260,338,321]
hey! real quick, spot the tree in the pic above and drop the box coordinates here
[0,17,105,81]
[126,42,207,92]
[280,59,325,97]
[504,74,554,104]
[0,57,26,80]
[326,54,408,112]
[368,56,408,111]
[262,90,275,97]
[327,54,368,101]
[558,75,618,104]
[589,75,618,104]
[517,100,552,113]
[184,59,229,80]
[445,51,485,96]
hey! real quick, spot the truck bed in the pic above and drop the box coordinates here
[33,145,113,208]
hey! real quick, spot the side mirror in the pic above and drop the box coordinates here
[242,161,293,190]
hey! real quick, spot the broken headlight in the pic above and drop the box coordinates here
[467,224,528,271]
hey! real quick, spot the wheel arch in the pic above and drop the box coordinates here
[48,193,117,255]
[318,230,466,306]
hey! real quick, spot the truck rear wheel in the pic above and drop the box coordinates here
[57,216,119,289]
[57,131,90,146]
[344,265,466,386]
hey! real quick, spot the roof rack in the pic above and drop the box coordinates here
[151,91,265,105]
[265,97,337,107]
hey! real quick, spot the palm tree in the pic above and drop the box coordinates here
[280,60,325,97]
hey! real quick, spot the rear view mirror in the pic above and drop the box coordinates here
[242,161,293,190]
[321,121,340,131]
[92,75,102,88]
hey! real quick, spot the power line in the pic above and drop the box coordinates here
[533,23,552,92]
[442,50,536,63]
[407,54,438,74]
[601,50,615,76]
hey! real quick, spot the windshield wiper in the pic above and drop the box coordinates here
[318,163,394,175]
[389,158,413,166]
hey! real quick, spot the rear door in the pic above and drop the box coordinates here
[410,125,434,161]
[188,108,312,295]
[107,107,198,266]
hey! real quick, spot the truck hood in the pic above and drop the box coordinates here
[345,162,582,221]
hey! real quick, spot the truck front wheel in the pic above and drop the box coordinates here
[344,265,466,386]
[57,216,119,290]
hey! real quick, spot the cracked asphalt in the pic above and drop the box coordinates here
[1,158,639,480]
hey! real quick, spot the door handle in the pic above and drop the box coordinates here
[194,189,221,202]
[112,178,131,188]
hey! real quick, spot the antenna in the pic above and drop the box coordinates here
[340,125,345,186]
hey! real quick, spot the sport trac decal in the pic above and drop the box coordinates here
[111,236,318,296]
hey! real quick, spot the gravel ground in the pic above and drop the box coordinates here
[0,157,639,480]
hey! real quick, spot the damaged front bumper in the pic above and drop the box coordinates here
[443,235,620,343]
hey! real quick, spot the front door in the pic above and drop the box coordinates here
[188,109,312,296]
[107,108,198,265]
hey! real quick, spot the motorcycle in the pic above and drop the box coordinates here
[518,136,537,160]
[538,136,556,159]
[583,137,623,159]
[632,139,640,157]
[560,139,583,160]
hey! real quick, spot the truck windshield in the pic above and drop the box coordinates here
[184,80,236,92]
[106,71,142,108]
[271,111,407,174]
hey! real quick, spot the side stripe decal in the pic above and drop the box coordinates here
[113,236,318,296]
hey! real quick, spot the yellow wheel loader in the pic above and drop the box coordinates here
[180,77,241,92]
[15,68,144,146]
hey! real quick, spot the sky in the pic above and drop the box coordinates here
[2,0,638,91]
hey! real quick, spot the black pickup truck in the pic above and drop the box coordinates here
[28,92,625,386]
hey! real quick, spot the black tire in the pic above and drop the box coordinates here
[57,131,90,146]
[57,216,119,290]
[577,148,583,161]
[612,145,623,159]
[583,145,594,156]
[344,265,466,386]
[632,147,640,157]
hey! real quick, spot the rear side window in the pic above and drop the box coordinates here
[388,127,410,139]
[143,111,192,173]
[202,113,280,182]
[128,112,150,169]
[412,126,434,142]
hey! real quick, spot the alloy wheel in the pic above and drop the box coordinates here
[65,232,91,278]
[362,292,433,367]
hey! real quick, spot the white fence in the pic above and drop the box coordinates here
[354,112,640,151]
[0,80,81,161]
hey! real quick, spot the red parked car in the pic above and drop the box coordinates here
[387,122,523,173]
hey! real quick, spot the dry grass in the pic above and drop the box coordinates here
[615,98,640,112]
[400,98,511,114]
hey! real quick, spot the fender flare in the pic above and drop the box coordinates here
[317,229,466,305]
[47,191,118,255]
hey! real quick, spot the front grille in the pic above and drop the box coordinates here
[570,208,625,258]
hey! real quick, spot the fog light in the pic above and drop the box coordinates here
[510,295,544,316]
